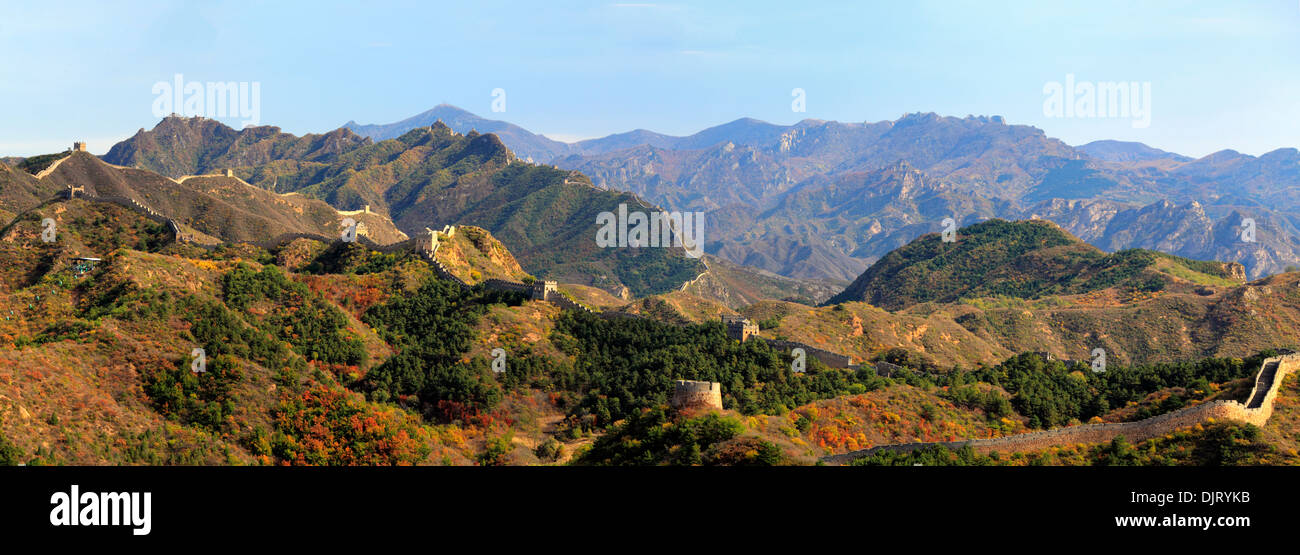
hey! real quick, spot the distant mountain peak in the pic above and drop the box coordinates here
[1077,139,1191,163]
[343,105,572,162]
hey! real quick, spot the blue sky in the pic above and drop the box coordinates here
[2,0,1298,157]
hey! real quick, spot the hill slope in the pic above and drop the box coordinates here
[103,116,371,178]
[389,107,1300,281]
[39,152,406,246]
[343,104,574,162]
[2,198,1297,467]
[104,118,703,297]
[828,219,1245,310]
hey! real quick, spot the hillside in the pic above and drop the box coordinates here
[432,225,531,284]
[0,160,61,215]
[1,196,1297,468]
[608,291,737,325]
[343,104,574,163]
[748,268,1300,369]
[1029,199,1300,279]
[103,116,371,178]
[709,161,1009,280]
[827,219,1246,310]
[105,118,704,297]
[840,353,1300,466]
[0,206,515,465]
[36,151,407,246]
[678,254,843,309]
[1076,140,1192,163]
[381,107,1300,281]
[0,202,865,466]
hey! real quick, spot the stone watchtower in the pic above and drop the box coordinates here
[72,142,87,152]
[671,380,723,411]
[723,315,759,342]
[530,280,557,301]
[425,228,440,252]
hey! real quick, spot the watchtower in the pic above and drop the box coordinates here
[531,280,557,301]
[671,380,723,411]
[425,227,439,252]
[72,142,87,152]
[723,315,759,342]
[1030,352,1055,363]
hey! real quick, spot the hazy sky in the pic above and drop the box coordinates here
[2,0,1298,157]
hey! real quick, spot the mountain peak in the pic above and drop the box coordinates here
[103,117,369,178]
[1077,139,1191,163]
[826,218,1242,310]
[343,105,572,162]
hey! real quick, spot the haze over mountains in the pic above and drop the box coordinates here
[346,105,1300,281]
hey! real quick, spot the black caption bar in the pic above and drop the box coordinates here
[0,466,1287,545]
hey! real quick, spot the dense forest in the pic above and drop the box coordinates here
[552,311,888,430]
[963,351,1271,429]
[360,276,526,420]
[572,407,783,466]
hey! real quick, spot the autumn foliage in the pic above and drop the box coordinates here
[270,386,431,465]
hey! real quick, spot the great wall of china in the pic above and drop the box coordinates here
[821,353,1300,465]
[23,150,786,337]
[25,149,1300,466]
[24,170,603,316]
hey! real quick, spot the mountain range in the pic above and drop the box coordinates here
[100,116,702,297]
[4,183,1297,467]
[2,150,408,247]
[345,105,1300,282]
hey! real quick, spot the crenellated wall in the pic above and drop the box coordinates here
[481,278,530,294]
[763,338,854,368]
[822,354,1300,465]
[548,293,595,313]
